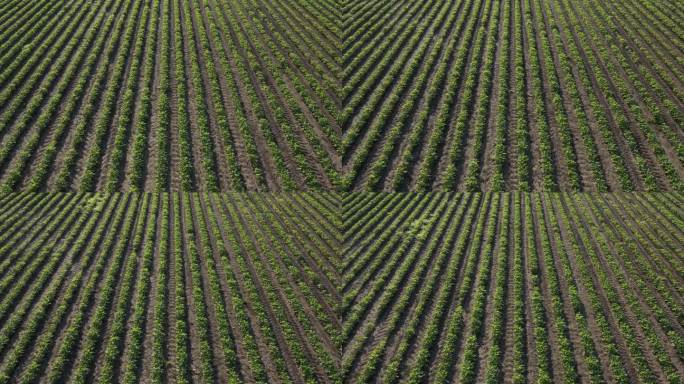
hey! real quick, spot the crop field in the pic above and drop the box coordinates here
[0,0,341,192]
[341,192,684,383]
[0,192,343,383]
[0,192,682,383]
[339,0,684,192]
[0,0,683,381]
[1,0,683,192]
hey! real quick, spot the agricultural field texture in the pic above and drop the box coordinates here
[1,0,683,382]
[0,0,682,192]
[0,192,683,383]
[340,192,684,383]
[0,192,342,383]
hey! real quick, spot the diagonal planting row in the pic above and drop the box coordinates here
[0,0,341,192]
[340,192,684,383]
[1,0,683,192]
[0,191,682,382]
[0,192,341,383]
[339,0,684,192]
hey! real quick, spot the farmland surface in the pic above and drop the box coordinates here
[341,192,684,383]
[0,192,342,383]
[339,0,684,192]
[1,0,683,191]
[0,0,341,192]
[0,192,682,383]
